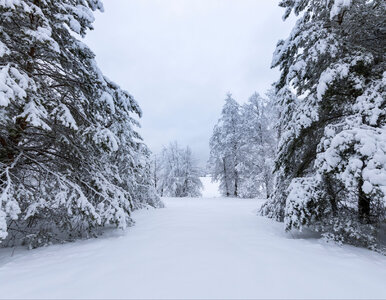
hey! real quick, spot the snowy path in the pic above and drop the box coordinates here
[0,197,386,299]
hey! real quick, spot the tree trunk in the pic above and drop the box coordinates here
[223,158,229,197]
[323,175,338,215]
[264,174,270,199]
[358,177,371,223]
[234,172,238,197]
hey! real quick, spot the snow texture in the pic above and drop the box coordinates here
[0,195,385,299]
[200,176,221,198]
[330,0,352,19]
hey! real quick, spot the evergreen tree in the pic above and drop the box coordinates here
[0,0,161,248]
[261,0,385,250]
[208,94,241,197]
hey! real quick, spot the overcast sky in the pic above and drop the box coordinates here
[85,0,295,167]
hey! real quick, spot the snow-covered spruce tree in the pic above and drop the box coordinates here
[0,0,161,248]
[261,0,386,250]
[208,94,241,197]
[157,142,202,198]
[260,87,297,220]
[238,92,276,198]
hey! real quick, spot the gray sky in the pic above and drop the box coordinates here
[85,0,295,166]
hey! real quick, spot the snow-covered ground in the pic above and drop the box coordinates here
[200,176,221,198]
[0,184,385,299]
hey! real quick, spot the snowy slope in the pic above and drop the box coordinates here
[200,176,221,198]
[0,197,385,299]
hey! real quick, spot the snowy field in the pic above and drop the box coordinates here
[0,181,385,299]
[200,176,221,198]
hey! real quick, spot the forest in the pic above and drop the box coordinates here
[0,0,385,299]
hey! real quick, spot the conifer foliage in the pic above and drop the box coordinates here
[261,0,386,250]
[0,0,161,248]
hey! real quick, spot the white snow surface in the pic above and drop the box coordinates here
[0,197,385,299]
[200,176,221,198]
